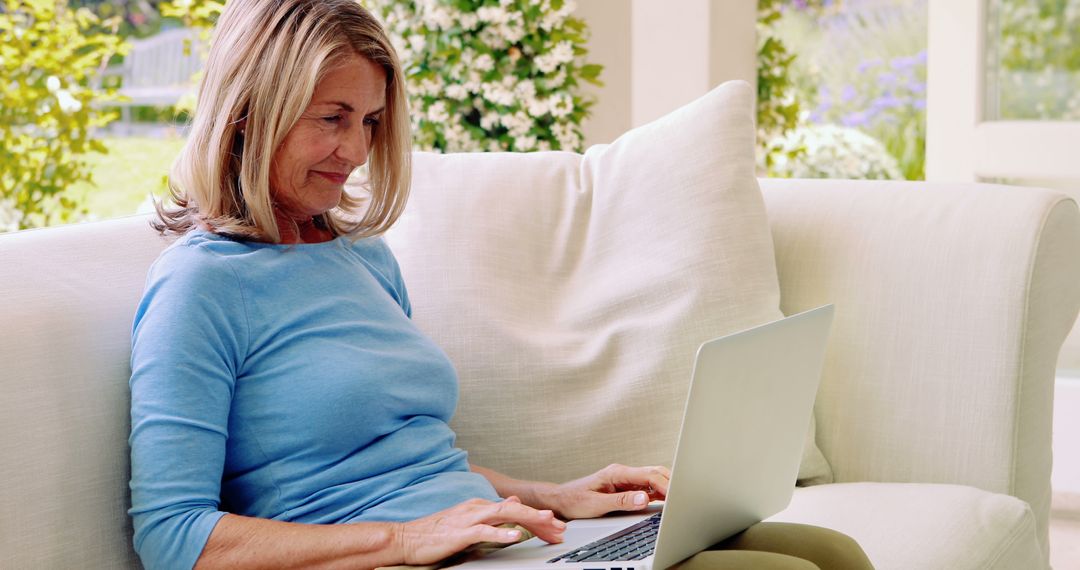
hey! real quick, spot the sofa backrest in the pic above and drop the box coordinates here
[4,179,1078,568]
[1,216,169,568]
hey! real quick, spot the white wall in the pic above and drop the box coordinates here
[575,0,757,146]
[574,0,632,147]
[629,0,712,127]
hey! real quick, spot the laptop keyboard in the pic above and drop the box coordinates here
[547,512,662,563]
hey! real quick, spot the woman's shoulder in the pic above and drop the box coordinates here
[158,229,260,261]
[147,230,247,287]
[346,235,403,275]
[176,228,253,255]
[346,234,391,258]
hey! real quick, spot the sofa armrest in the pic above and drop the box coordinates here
[760,178,1080,556]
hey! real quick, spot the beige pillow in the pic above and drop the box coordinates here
[386,80,832,486]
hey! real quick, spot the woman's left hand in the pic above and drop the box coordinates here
[543,463,671,520]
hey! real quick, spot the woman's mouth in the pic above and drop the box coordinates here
[313,171,348,185]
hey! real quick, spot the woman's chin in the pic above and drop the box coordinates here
[308,192,344,216]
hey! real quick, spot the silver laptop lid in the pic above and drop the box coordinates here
[652,305,834,570]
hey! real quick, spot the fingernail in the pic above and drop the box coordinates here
[634,493,648,505]
[555,519,567,529]
[505,529,521,540]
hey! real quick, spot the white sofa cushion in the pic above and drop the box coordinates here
[769,483,1044,569]
[0,216,166,568]
[385,81,832,485]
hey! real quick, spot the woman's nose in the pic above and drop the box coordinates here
[336,126,371,166]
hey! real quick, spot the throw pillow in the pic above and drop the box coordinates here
[385,80,833,486]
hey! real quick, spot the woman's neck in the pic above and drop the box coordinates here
[274,212,334,244]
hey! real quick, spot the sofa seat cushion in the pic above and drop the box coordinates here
[768,482,1044,570]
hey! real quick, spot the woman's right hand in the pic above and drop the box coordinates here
[393,496,566,565]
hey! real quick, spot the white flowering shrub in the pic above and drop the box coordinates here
[368,0,601,153]
[766,124,903,180]
[0,198,24,233]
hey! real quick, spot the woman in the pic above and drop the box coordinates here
[129,1,873,569]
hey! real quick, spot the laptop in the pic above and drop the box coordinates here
[453,304,835,570]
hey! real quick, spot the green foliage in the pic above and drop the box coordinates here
[756,0,833,174]
[994,0,1080,120]
[0,0,128,231]
[159,0,223,33]
[71,0,169,39]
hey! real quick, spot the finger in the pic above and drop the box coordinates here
[575,488,652,518]
[608,465,671,498]
[469,524,528,545]
[606,490,653,512]
[633,466,670,499]
[643,466,671,498]
[478,500,566,544]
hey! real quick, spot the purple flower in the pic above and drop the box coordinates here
[871,94,902,110]
[914,99,927,110]
[916,50,928,64]
[890,55,917,70]
[818,85,832,105]
[841,85,857,102]
[842,110,872,127]
[878,71,897,85]
[856,58,882,74]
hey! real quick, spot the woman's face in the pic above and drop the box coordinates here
[269,53,386,221]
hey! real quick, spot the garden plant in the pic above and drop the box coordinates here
[6,0,1076,231]
[0,0,127,231]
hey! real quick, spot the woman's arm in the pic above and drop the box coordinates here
[195,515,400,570]
[196,496,566,569]
[469,464,558,509]
[129,248,250,568]
[470,463,671,520]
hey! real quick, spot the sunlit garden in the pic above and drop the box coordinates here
[760,0,927,180]
[2,0,1077,232]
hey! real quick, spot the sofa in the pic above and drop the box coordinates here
[3,82,1080,569]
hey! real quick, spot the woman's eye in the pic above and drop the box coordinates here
[322,115,344,124]
[363,116,380,128]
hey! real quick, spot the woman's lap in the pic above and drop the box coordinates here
[671,549,820,570]
[380,521,873,570]
[674,522,874,570]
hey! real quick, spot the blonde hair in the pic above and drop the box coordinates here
[155,0,411,242]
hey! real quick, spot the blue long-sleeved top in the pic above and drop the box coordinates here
[128,230,499,569]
